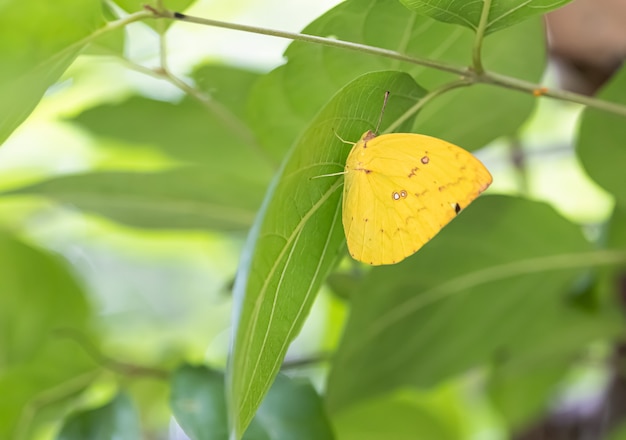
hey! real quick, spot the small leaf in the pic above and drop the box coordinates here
[577,65,626,206]
[56,393,141,440]
[171,365,230,440]
[398,0,572,35]
[255,374,334,440]
[171,365,333,440]
[228,71,425,438]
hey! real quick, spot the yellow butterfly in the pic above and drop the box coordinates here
[342,95,492,266]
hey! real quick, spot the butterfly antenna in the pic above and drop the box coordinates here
[374,91,390,134]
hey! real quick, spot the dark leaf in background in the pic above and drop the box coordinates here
[171,365,333,440]
[56,393,141,440]
[1,167,267,231]
[327,196,623,411]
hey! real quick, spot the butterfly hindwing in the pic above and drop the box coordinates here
[342,132,492,265]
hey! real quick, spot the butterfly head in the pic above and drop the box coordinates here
[360,130,377,146]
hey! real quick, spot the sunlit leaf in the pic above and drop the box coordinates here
[0,0,103,145]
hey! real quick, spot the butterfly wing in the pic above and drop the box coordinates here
[343,133,492,265]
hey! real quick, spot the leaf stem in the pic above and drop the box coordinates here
[54,328,170,379]
[472,0,492,74]
[385,79,471,133]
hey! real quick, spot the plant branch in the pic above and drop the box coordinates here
[280,352,333,370]
[479,71,626,117]
[54,328,170,380]
[154,9,468,77]
[81,10,153,49]
[472,0,492,73]
[140,7,626,119]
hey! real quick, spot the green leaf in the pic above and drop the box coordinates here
[415,18,544,149]
[487,358,569,430]
[83,2,125,56]
[577,65,626,206]
[0,0,104,146]
[1,167,267,231]
[72,94,272,171]
[228,71,426,438]
[190,63,262,121]
[397,0,572,35]
[171,365,333,440]
[247,0,544,161]
[56,393,141,440]
[0,231,95,438]
[255,374,334,440]
[0,232,91,367]
[331,390,459,440]
[326,195,623,411]
[171,365,230,440]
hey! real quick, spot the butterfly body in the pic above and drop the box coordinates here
[342,130,492,265]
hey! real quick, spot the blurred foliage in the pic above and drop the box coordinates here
[1,0,626,439]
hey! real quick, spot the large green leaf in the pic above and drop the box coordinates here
[0,231,95,438]
[228,71,425,438]
[1,167,267,231]
[326,196,623,411]
[397,0,572,35]
[56,393,141,440]
[577,65,626,206]
[72,94,272,171]
[247,0,544,161]
[171,365,333,440]
[0,0,103,146]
